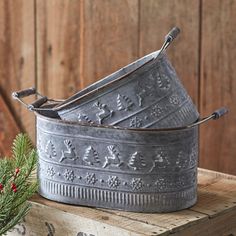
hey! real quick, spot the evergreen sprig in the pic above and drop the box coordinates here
[0,134,38,235]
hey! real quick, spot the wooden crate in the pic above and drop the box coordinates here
[7,168,236,236]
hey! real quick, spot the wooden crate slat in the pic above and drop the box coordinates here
[191,169,236,218]
[101,209,207,234]
[171,208,236,236]
[8,196,169,236]
[7,168,236,236]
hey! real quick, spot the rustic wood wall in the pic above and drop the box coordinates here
[0,0,235,175]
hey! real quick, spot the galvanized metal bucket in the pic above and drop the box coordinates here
[12,28,199,129]
[11,88,227,212]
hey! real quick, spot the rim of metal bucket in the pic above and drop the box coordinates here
[35,107,228,132]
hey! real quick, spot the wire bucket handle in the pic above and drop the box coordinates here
[188,107,229,128]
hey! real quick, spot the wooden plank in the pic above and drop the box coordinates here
[0,94,20,157]
[36,0,81,99]
[139,0,200,104]
[191,169,236,218]
[7,195,169,236]
[0,0,35,141]
[199,0,236,175]
[7,168,236,236]
[81,0,139,88]
[101,209,207,234]
[36,0,139,100]
[198,168,236,183]
[101,168,236,234]
[172,209,236,236]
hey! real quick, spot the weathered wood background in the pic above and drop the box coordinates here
[0,0,235,175]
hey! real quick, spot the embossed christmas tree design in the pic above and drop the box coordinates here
[128,152,146,170]
[60,140,77,162]
[117,93,134,111]
[83,146,100,165]
[45,140,56,158]
[103,145,123,168]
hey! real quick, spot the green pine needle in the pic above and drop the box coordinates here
[0,134,38,235]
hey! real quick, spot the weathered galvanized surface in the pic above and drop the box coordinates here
[36,112,199,212]
[55,53,199,128]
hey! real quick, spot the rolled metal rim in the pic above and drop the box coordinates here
[35,106,228,132]
[36,111,197,132]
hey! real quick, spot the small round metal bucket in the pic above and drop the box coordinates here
[34,107,227,213]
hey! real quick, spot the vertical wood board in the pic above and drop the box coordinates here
[0,0,35,141]
[139,0,200,104]
[81,0,139,88]
[199,0,236,175]
[36,0,81,99]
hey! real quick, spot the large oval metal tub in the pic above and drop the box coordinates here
[37,112,198,213]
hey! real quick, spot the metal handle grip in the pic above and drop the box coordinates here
[165,27,181,43]
[12,87,36,99]
[212,107,229,119]
[28,96,48,111]
[155,26,181,59]
[12,87,48,111]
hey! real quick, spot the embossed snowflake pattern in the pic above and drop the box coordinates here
[107,176,121,189]
[175,176,186,189]
[176,151,189,169]
[131,178,143,191]
[47,167,55,178]
[155,178,167,190]
[151,104,163,117]
[129,116,142,128]
[169,95,180,105]
[63,169,75,182]
[189,146,198,166]
[86,173,98,185]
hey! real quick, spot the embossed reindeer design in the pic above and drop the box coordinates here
[60,140,77,162]
[103,145,123,168]
[149,151,169,173]
[93,101,113,124]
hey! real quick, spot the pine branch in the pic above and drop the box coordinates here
[0,133,38,235]
[0,203,30,235]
